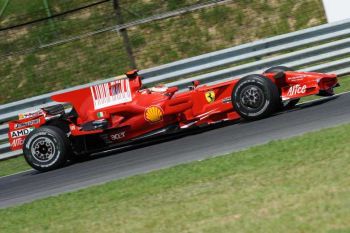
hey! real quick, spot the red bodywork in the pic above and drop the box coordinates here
[8,70,338,153]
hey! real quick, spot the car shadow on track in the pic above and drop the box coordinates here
[69,119,241,164]
[47,95,340,171]
[271,95,339,118]
[221,95,339,127]
[297,96,339,109]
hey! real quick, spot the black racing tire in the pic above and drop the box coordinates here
[232,74,280,120]
[23,126,71,172]
[264,66,294,74]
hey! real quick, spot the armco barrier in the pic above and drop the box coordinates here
[1,18,350,160]
[2,18,350,122]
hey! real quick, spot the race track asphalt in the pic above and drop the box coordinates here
[1,92,350,208]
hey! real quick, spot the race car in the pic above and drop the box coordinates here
[8,66,338,171]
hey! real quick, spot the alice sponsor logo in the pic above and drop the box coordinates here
[11,138,24,148]
[10,127,34,139]
[109,131,126,141]
[287,84,307,96]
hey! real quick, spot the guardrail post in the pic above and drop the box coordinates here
[113,0,137,69]
[0,0,9,19]
[42,0,56,34]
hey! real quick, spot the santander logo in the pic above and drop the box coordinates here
[287,84,307,96]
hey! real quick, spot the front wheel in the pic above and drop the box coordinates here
[232,74,280,120]
[23,126,71,172]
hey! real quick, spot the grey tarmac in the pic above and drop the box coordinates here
[1,92,350,208]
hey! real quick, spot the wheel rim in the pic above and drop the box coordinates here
[31,137,56,162]
[240,85,265,109]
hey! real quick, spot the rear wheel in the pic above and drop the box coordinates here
[23,126,71,172]
[232,74,280,120]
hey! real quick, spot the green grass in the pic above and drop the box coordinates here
[337,75,350,92]
[0,156,30,177]
[0,0,202,26]
[0,0,326,104]
[1,122,350,232]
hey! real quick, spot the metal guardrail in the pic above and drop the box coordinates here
[1,18,350,160]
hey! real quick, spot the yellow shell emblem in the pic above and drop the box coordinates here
[145,106,164,123]
[205,91,215,103]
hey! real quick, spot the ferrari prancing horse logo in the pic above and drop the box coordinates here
[205,91,215,103]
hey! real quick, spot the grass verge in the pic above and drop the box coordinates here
[0,156,30,177]
[0,0,326,104]
[1,122,350,232]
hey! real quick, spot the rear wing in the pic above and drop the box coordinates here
[8,110,46,151]
[51,75,141,122]
[8,70,143,151]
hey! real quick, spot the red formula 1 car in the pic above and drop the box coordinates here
[8,66,338,171]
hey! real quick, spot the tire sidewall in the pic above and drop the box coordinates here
[23,126,68,171]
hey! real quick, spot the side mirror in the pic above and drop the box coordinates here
[192,80,200,88]
[166,86,178,98]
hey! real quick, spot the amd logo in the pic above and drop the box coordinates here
[10,127,34,139]
[287,84,307,96]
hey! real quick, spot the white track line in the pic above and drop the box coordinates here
[0,169,33,179]
[299,90,350,105]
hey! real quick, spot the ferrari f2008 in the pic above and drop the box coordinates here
[8,66,338,171]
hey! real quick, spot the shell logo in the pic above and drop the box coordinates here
[144,106,164,123]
